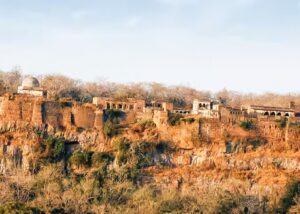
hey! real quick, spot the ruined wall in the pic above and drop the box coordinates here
[0,94,34,122]
[0,94,104,131]
[32,100,43,126]
[136,111,154,121]
[94,110,103,130]
[162,102,174,112]
[93,97,145,113]
[72,104,96,129]
[153,110,168,128]
[43,101,63,128]
[219,106,245,124]
[62,107,73,128]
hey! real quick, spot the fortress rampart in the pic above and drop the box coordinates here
[0,94,103,131]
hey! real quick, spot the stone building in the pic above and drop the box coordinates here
[93,97,145,112]
[93,97,174,114]
[173,108,191,115]
[17,76,47,97]
[153,110,168,128]
[219,106,245,123]
[144,100,174,112]
[247,105,295,117]
[192,99,220,118]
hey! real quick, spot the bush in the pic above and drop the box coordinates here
[0,203,44,214]
[104,109,125,123]
[138,120,156,131]
[116,166,140,183]
[159,198,184,213]
[132,141,154,169]
[41,137,65,162]
[181,117,195,124]
[103,109,125,139]
[114,138,155,169]
[276,118,288,128]
[50,208,69,214]
[98,181,136,206]
[69,150,92,168]
[167,112,183,126]
[247,138,267,149]
[276,179,300,213]
[216,198,238,213]
[92,152,114,168]
[240,120,255,130]
[158,195,200,213]
[114,138,131,166]
[103,121,119,139]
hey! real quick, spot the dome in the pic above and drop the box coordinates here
[22,76,40,88]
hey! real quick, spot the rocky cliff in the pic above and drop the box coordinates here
[0,117,299,213]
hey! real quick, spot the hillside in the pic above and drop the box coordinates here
[0,111,300,213]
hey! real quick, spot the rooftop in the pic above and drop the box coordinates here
[249,105,294,112]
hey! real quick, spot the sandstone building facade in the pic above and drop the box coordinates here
[192,99,220,118]
[93,97,145,113]
[247,105,295,117]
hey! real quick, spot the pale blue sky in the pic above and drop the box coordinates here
[0,0,300,93]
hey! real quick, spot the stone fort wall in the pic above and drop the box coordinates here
[0,94,103,130]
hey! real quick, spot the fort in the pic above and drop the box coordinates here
[0,78,101,131]
[1,76,300,214]
[0,76,300,133]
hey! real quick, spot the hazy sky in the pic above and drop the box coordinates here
[0,0,300,93]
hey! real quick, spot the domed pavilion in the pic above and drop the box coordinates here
[17,76,47,97]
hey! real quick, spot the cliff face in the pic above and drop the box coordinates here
[0,119,106,175]
[137,118,300,210]
[0,116,299,211]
